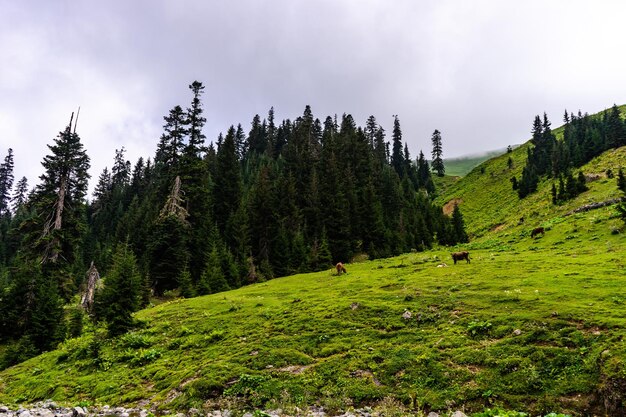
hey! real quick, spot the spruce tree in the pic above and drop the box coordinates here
[391,115,404,176]
[0,149,15,217]
[200,244,230,294]
[431,129,445,177]
[617,168,626,193]
[26,117,90,299]
[11,176,29,213]
[96,244,142,336]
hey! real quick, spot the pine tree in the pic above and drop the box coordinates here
[452,204,469,243]
[186,81,207,157]
[25,117,90,299]
[0,149,15,217]
[11,176,29,213]
[200,244,230,294]
[95,244,142,336]
[148,177,190,295]
[617,168,626,193]
[214,126,242,239]
[431,129,445,177]
[417,150,435,193]
[391,115,404,176]
[178,266,195,298]
[111,147,131,189]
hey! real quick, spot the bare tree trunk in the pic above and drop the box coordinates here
[81,262,100,313]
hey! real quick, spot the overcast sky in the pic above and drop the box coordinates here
[2,0,626,194]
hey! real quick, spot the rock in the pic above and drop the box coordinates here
[0,406,9,413]
[402,310,412,319]
[18,411,31,417]
[427,413,440,417]
[513,329,522,336]
[71,407,85,417]
[450,412,468,417]
[120,413,129,417]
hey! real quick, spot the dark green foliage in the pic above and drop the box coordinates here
[67,305,85,339]
[431,129,445,177]
[618,168,626,193]
[0,83,474,360]
[0,148,15,217]
[451,203,469,243]
[95,244,142,336]
[553,171,588,204]
[0,258,64,356]
[179,267,196,299]
[199,245,230,295]
[11,176,28,213]
[147,215,189,295]
[391,116,404,176]
[519,107,626,199]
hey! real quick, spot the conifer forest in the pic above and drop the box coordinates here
[0,82,469,366]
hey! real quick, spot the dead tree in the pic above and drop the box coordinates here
[159,175,189,224]
[81,261,100,313]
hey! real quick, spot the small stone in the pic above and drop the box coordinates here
[0,406,9,413]
[402,310,412,319]
[513,329,522,336]
[120,413,129,417]
[427,413,440,417]
[450,412,468,417]
[72,408,85,417]
[250,350,259,356]
[18,411,31,417]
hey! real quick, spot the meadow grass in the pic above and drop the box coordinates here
[1,145,625,416]
[0,210,624,416]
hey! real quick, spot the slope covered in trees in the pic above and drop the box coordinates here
[0,82,466,365]
[1,103,626,416]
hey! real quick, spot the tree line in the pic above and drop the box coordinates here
[514,105,626,200]
[0,81,466,365]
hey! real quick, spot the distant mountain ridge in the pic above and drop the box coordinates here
[437,147,516,177]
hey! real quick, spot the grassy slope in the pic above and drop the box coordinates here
[2,127,626,415]
[443,148,511,177]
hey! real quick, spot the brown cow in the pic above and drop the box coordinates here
[531,227,545,238]
[335,262,347,275]
[451,251,470,264]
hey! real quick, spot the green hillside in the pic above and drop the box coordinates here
[442,148,512,177]
[435,140,626,240]
[1,116,626,416]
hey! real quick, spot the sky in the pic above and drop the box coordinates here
[1,0,626,194]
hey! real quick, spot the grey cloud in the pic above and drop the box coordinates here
[1,0,626,192]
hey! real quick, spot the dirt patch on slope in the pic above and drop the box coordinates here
[443,198,463,216]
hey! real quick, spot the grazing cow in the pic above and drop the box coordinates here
[451,251,470,264]
[531,227,545,238]
[335,262,347,275]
